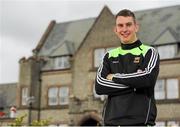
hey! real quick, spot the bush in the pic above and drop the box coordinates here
[9,114,51,126]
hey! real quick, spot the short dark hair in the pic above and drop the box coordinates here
[115,9,136,23]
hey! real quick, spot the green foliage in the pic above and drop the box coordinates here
[9,114,51,126]
[31,118,51,126]
[9,114,27,126]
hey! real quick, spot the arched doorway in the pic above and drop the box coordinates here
[78,112,102,126]
[80,118,100,126]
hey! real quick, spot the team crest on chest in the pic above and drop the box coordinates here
[134,57,140,63]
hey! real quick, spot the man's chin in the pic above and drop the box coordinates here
[121,40,131,44]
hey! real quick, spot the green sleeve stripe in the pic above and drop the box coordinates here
[108,44,151,58]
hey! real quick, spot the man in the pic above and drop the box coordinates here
[95,9,159,126]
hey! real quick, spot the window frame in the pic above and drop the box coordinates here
[155,77,180,103]
[52,55,71,70]
[47,85,69,108]
[20,86,29,107]
[156,120,180,127]
[48,87,59,106]
[154,43,179,60]
[93,46,115,69]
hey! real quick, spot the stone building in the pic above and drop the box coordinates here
[1,5,180,126]
[0,83,17,126]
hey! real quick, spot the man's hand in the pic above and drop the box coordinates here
[106,74,114,81]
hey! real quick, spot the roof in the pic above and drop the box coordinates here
[35,5,180,71]
[135,5,180,45]
[37,18,95,57]
[36,5,180,57]
[0,83,17,109]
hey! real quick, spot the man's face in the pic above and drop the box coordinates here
[114,16,139,44]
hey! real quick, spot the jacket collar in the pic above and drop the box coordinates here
[121,40,142,50]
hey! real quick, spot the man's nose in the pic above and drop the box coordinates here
[122,26,128,32]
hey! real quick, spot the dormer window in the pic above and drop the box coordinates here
[54,56,70,70]
[156,44,178,59]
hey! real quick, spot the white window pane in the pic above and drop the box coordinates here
[22,87,28,106]
[167,121,179,127]
[48,87,58,105]
[155,121,165,127]
[49,98,58,105]
[94,48,105,67]
[167,79,179,99]
[48,88,58,97]
[155,79,165,100]
[59,87,69,105]
[54,56,70,69]
[157,44,177,59]
[63,57,70,68]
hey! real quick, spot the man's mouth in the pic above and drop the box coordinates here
[121,33,130,38]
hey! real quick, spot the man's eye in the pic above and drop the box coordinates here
[127,23,132,27]
[118,24,123,27]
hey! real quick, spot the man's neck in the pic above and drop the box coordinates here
[121,38,138,44]
[121,39,142,50]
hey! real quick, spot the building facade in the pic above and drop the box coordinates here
[1,5,180,126]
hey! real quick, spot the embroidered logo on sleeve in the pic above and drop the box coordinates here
[112,61,119,63]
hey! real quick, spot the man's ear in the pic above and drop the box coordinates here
[114,27,118,35]
[135,23,139,32]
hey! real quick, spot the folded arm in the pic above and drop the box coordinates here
[95,53,129,95]
[112,48,160,88]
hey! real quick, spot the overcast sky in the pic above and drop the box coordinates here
[0,0,180,84]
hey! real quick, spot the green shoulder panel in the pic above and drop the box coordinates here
[108,44,151,58]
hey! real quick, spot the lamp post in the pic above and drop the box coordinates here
[26,96,35,126]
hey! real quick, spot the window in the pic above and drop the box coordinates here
[167,121,179,127]
[156,121,180,127]
[94,48,105,68]
[59,87,69,105]
[21,87,28,106]
[155,79,165,100]
[94,47,114,68]
[155,121,165,127]
[167,79,179,99]
[155,78,179,100]
[157,44,178,59]
[48,87,58,106]
[54,56,70,69]
[48,86,69,106]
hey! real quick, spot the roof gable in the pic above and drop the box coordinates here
[50,40,75,56]
[74,6,116,56]
[37,18,95,57]
[154,28,177,45]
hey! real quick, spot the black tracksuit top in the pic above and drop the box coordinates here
[95,40,160,126]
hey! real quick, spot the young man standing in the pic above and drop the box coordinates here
[95,9,160,126]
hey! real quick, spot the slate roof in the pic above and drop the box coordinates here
[135,5,180,45]
[0,83,17,111]
[36,5,180,57]
[38,18,95,57]
[34,5,180,71]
